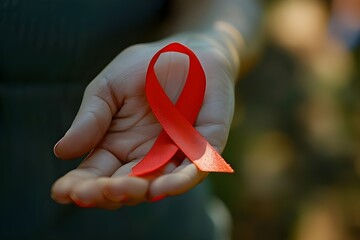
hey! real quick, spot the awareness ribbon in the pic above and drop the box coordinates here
[131,42,233,176]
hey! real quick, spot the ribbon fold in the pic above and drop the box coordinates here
[131,42,233,176]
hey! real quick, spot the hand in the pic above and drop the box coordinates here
[51,35,236,209]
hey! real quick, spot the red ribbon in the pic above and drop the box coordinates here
[131,42,233,176]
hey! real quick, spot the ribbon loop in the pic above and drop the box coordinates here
[131,42,233,176]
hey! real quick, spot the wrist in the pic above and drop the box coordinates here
[151,28,243,82]
[204,22,245,80]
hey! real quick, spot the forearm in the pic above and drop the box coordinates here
[162,0,263,77]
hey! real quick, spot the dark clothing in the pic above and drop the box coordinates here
[0,1,215,239]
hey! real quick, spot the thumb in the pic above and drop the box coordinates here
[54,77,121,159]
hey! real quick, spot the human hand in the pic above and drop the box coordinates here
[51,35,236,209]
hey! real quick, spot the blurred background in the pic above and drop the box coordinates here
[210,0,360,239]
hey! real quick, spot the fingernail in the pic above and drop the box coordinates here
[150,195,166,202]
[73,199,95,208]
[50,193,72,204]
[104,191,128,203]
[70,194,95,208]
[53,138,63,158]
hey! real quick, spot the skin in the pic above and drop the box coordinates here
[51,35,235,209]
[51,0,259,210]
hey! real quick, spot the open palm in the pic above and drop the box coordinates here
[51,37,235,209]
